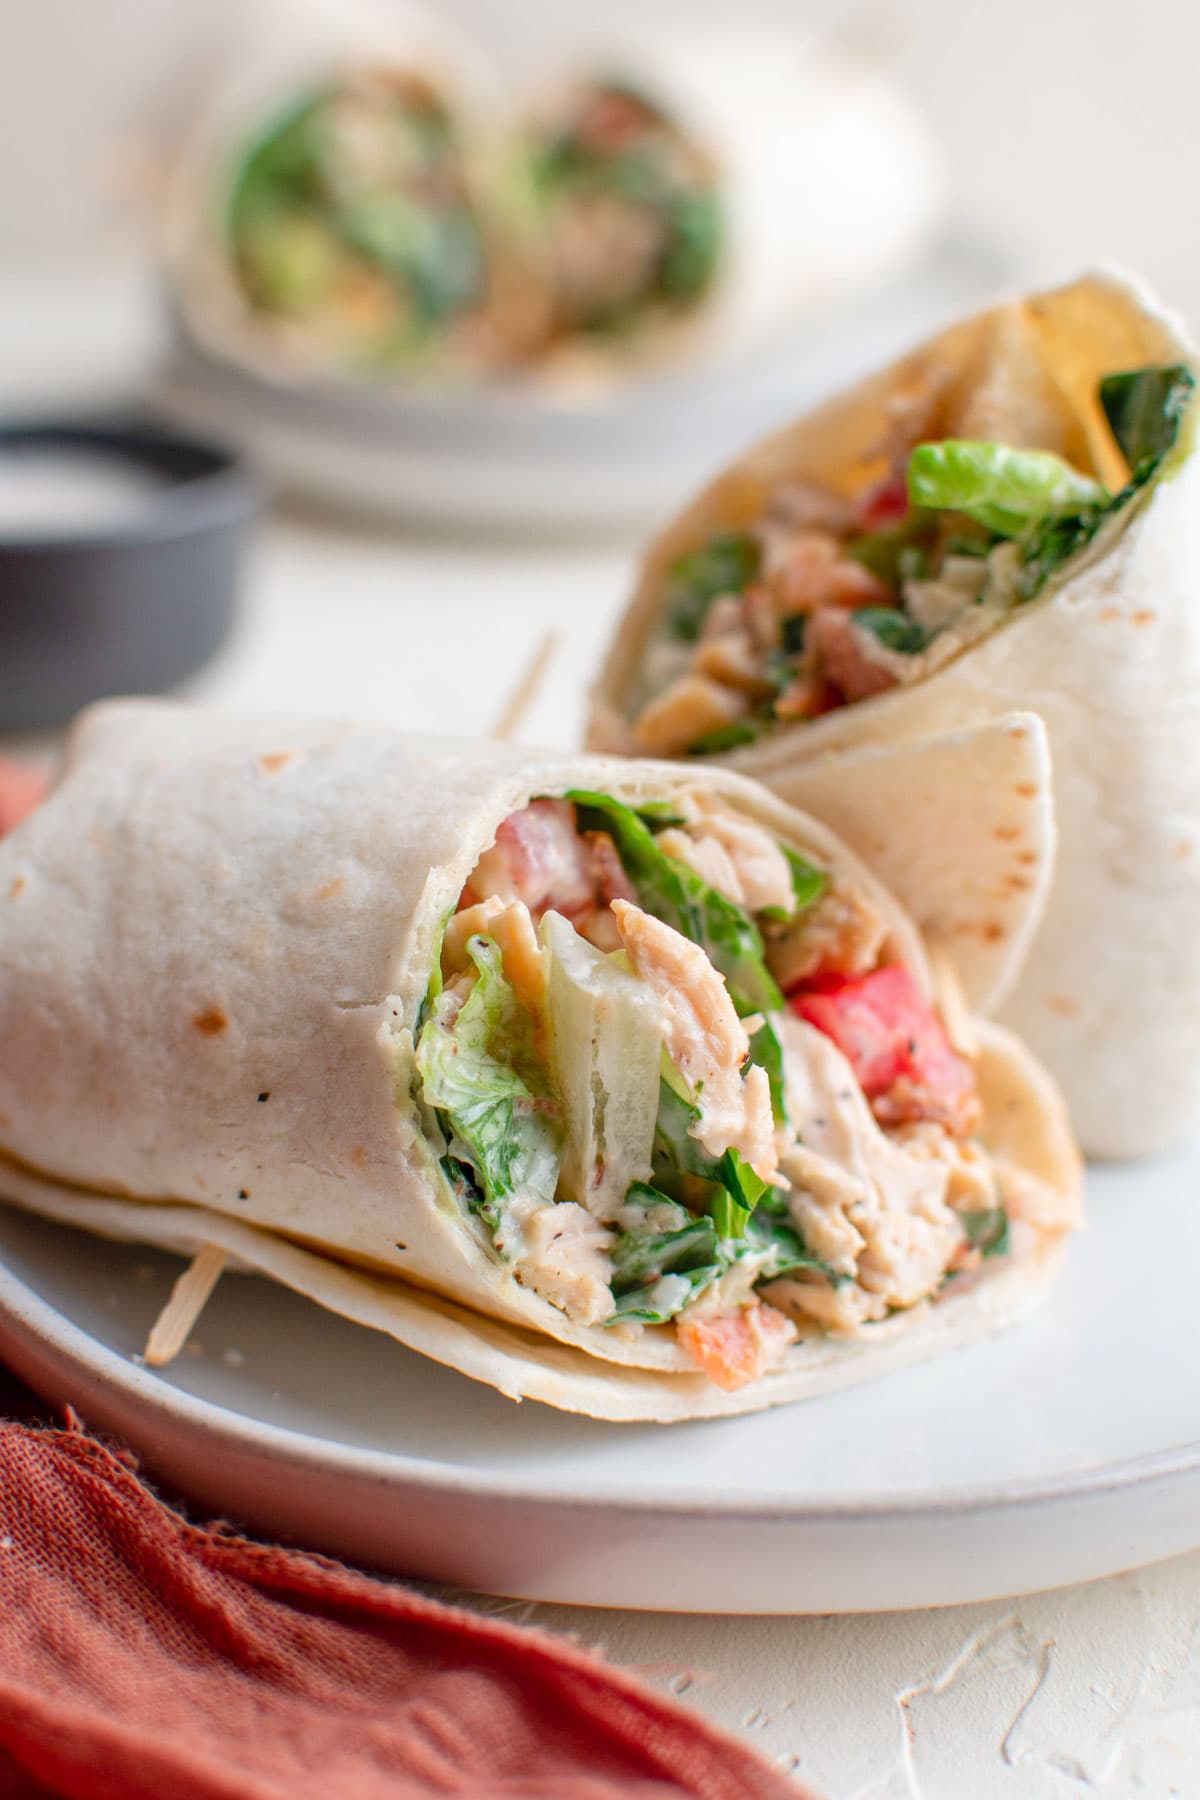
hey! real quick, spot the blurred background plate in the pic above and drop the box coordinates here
[158,235,1008,531]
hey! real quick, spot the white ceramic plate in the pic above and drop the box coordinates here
[2,1143,1199,1615]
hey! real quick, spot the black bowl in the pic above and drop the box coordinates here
[0,417,258,730]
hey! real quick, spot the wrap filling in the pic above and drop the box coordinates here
[414,790,1070,1391]
[627,363,1194,754]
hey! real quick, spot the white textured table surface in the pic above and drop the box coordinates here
[171,510,1200,1799]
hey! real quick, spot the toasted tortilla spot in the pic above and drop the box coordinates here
[1014,783,1038,798]
[981,921,1005,943]
[1133,609,1157,625]
[1174,839,1194,860]
[315,878,346,902]
[1018,850,1038,866]
[257,750,298,776]
[1046,994,1079,1017]
[192,1006,228,1037]
[1004,874,1033,892]
[350,1145,367,1168]
[1099,605,1121,622]
[8,876,25,899]
[993,825,1021,842]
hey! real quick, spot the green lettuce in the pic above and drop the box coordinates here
[686,718,770,756]
[743,1192,845,1284]
[907,441,1109,538]
[566,790,782,1017]
[853,607,935,656]
[651,1077,769,1240]
[960,1205,1010,1260]
[416,935,560,1226]
[663,532,760,642]
[1099,364,1195,480]
[907,365,1195,605]
[610,1186,722,1321]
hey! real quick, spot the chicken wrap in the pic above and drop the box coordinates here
[499,73,722,356]
[0,702,1079,1421]
[589,271,1200,1156]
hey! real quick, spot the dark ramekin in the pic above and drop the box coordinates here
[0,417,259,729]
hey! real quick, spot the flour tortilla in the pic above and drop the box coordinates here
[164,0,501,389]
[590,270,1200,1156]
[0,700,1079,1419]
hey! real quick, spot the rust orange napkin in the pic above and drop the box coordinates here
[0,1404,811,1799]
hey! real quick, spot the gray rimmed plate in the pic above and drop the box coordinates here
[1,1142,1198,1614]
[155,237,1011,534]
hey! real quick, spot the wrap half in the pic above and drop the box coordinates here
[589,271,1200,1157]
[0,702,1080,1421]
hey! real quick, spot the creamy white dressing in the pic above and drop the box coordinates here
[772,1014,967,1327]
[779,1015,952,1220]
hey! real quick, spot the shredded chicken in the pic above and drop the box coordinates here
[903,555,987,632]
[765,531,889,616]
[488,902,546,1016]
[693,632,776,697]
[442,898,505,976]
[764,1016,967,1331]
[808,607,904,702]
[766,884,888,988]
[512,1200,615,1325]
[632,673,748,756]
[892,1121,996,1211]
[684,805,795,914]
[611,899,777,1180]
[656,827,743,902]
[786,1189,864,1277]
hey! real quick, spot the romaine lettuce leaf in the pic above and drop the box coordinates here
[566,790,782,1017]
[540,910,661,1218]
[959,1204,1010,1259]
[416,935,560,1224]
[651,1077,768,1239]
[854,607,935,656]
[746,1017,786,1122]
[686,718,771,756]
[1099,364,1195,481]
[907,441,1109,538]
[663,532,760,642]
[607,1184,722,1322]
[742,1204,843,1284]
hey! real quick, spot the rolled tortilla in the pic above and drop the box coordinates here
[590,270,1200,1157]
[0,701,1079,1420]
[165,0,514,384]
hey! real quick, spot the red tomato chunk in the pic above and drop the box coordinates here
[790,964,980,1136]
[854,474,910,533]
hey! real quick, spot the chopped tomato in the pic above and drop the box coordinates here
[463,799,594,920]
[676,1303,797,1392]
[809,607,900,703]
[773,535,889,614]
[0,758,47,836]
[791,964,980,1136]
[855,473,910,533]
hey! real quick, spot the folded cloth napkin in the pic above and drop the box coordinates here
[0,758,47,836]
[0,1400,813,1800]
